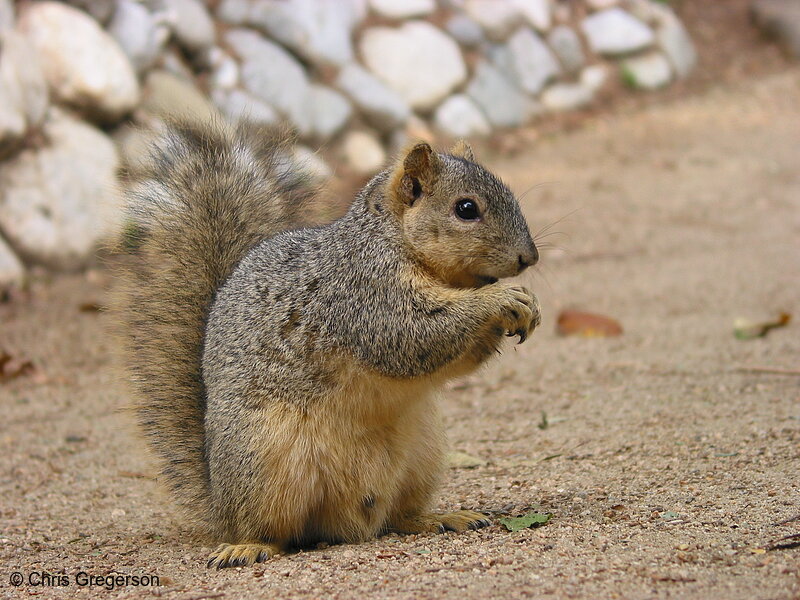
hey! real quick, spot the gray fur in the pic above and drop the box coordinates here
[118,121,540,551]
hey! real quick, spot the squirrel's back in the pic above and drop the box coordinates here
[116,120,316,533]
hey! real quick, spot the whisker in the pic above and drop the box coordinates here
[536,263,561,291]
[534,230,571,243]
[533,208,582,240]
[518,180,559,202]
[535,243,571,255]
[519,265,556,294]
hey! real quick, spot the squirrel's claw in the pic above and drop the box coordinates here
[207,542,281,569]
[388,510,490,535]
[504,329,527,344]
[468,518,492,530]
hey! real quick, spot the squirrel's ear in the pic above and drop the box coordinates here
[450,140,475,162]
[403,142,440,181]
[390,143,441,208]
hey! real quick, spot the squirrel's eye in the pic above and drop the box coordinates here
[454,198,481,221]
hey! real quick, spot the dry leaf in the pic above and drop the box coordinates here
[118,471,154,480]
[499,511,551,532]
[79,301,105,312]
[733,312,791,340]
[557,310,623,337]
[0,350,37,383]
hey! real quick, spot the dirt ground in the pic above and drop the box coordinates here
[3,28,800,600]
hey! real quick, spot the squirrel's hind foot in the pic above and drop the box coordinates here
[207,542,282,569]
[390,510,491,535]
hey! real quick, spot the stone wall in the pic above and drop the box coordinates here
[0,0,696,283]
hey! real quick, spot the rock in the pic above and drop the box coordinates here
[193,45,222,71]
[360,22,467,112]
[0,31,49,147]
[622,0,674,25]
[141,70,221,124]
[369,0,435,19]
[335,63,410,132]
[580,64,610,92]
[18,2,140,122]
[586,0,619,9]
[2,33,49,128]
[164,0,216,53]
[248,0,360,67]
[226,28,312,135]
[0,110,122,269]
[0,235,23,287]
[552,3,570,23]
[210,54,240,90]
[108,0,170,73]
[199,45,223,68]
[113,122,159,169]
[512,0,552,32]
[0,0,14,33]
[0,86,25,149]
[657,13,696,77]
[309,85,352,141]
[211,88,278,125]
[445,15,485,47]
[581,8,655,56]
[540,82,593,111]
[272,144,334,191]
[63,0,115,24]
[388,129,409,157]
[433,95,491,138]
[621,51,672,90]
[292,146,332,183]
[464,0,522,41]
[547,25,585,74]
[160,49,195,81]
[217,0,251,25]
[349,0,370,22]
[751,0,800,58]
[505,27,560,95]
[487,42,515,78]
[467,60,532,128]
[388,114,435,155]
[342,131,386,175]
[404,114,436,144]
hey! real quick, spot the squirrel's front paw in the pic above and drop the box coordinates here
[207,542,282,569]
[495,285,541,344]
[389,510,491,535]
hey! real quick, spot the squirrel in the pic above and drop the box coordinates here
[117,120,541,569]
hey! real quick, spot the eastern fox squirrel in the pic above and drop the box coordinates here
[117,121,541,568]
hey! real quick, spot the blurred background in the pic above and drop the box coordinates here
[0,0,795,278]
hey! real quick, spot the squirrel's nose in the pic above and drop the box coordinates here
[517,244,539,272]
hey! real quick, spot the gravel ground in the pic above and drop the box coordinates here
[1,69,799,600]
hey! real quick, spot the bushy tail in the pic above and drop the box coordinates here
[116,120,316,534]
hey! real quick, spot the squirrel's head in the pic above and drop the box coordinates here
[387,141,538,289]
